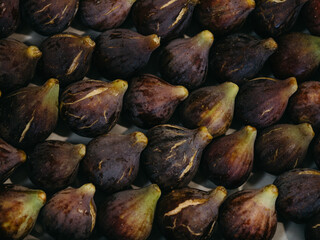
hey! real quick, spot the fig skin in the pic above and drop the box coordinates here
[142,124,213,191]
[156,186,227,240]
[302,0,320,36]
[313,134,320,169]
[210,34,278,85]
[82,132,148,193]
[94,29,160,80]
[219,184,278,240]
[0,0,20,38]
[60,79,128,137]
[124,74,189,129]
[305,212,320,240]
[159,30,214,90]
[235,77,298,129]
[274,168,320,223]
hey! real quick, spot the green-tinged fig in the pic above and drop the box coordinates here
[98,184,161,240]
[235,77,298,129]
[0,185,46,240]
[0,39,42,93]
[0,0,20,38]
[180,82,238,137]
[82,132,148,193]
[124,74,188,129]
[274,168,320,222]
[156,186,227,240]
[302,0,320,36]
[142,124,212,191]
[270,32,320,82]
[219,184,278,240]
[210,34,278,85]
[28,141,86,192]
[42,183,96,240]
[39,33,95,87]
[203,126,257,189]
[0,79,59,150]
[159,30,214,90]
[305,212,320,240]
[255,123,315,175]
[94,29,160,80]
[313,134,320,169]
[60,79,127,137]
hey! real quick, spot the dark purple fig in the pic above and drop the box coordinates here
[159,30,214,90]
[219,184,278,240]
[203,126,256,189]
[82,132,148,193]
[42,183,96,240]
[302,0,320,36]
[270,32,320,82]
[0,0,20,38]
[156,186,227,240]
[0,79,59,150]
[22,0,79,36]
[39,33,95,87]
[209,34,278,85]
[274,168,320,223]
[94,29,160,80]
[124,74,188,129]
[305,212,320,240]
[142,124,212,191]
[0,185,46,240]
[313,134,320,169]
[98,184,161,240]
[0,39,42,93]
[180,82,238,137]
[28,141,86,192]
[235,77,298,129]
[255,123,314,175]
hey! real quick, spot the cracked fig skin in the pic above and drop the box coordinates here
[0,0,20,38]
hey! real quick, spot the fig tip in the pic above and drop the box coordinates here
[175,85,189,100]
[263,38,278,51]
[77,144,86,158]
[82,36,96,48]
[26,46,42,59]
[196,30,214,47]
[133,132,148,146]
[80,183,96,195]
[198,126,213,140]
[19,150,27,163]
[45,78,59,87]
[38,190,47,205]
[149,34,161,49]
[113,79,128,91]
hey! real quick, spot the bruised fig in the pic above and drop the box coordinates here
[305,212,320,240]
[142,124,212,190]
[124,74,188,129]
[302,0,320,36]
[0,0,20,38]
[235,77,298,129]
[180,82,238,137]
[313,134,320,169]
[0,79,59,150]
[95,29,160,80]
[156,186,227,240]
[219,184,278,240]
[98,184,161,240]
[0,185,46,240]
[82,132,148,193]
[159,30,214,90]
[203,126,257,189]
[42,183,96,240]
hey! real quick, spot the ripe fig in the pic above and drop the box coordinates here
[98,184,161,240]
[159,30,214,90]
[42,183,96,240]
[305,212,320,240]
[156,186,227,240]
[235,77,298,129]
[302,0,320,36]
[142,124,212,191]
[203,126,257,189]
[219,184,278,240]
[0,0,20,38]
[94,29,160,80]
[313,134,320,169]
[180,82,238,137]
[124,74,188,129]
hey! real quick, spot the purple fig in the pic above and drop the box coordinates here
[305,212,320,240]
[0,0,20,38]
[302,0,320,36]
[313,134,320,169]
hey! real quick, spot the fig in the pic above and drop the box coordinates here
[274,168,320,223]
[302,0,320,36]
[180,82,238,137]
[39,33,95,87]
[305,212,320,240]
[98,184,161,240]
[94,29,160,80]
[159,30,214,90]
[156,186,227,240]
[209,34,278,85]
[60,79,128,137]
[42,183,96,240]
[82,132,148,193]
[142,124,212,191]
[203,126,257,189]
[313,134,320,169]
[235,77,298,129]
[0,39,42,93]
[255,123,315,175]
[0,185,46,240]
[219,184,278,240]
[0,0,20,38]
[124,74,188,129]
[0,79,59,150]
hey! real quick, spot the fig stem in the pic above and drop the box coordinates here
[262,38,278,50]
[253,184,278,209]
[194,30,214,48]
[26,46,42,59]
